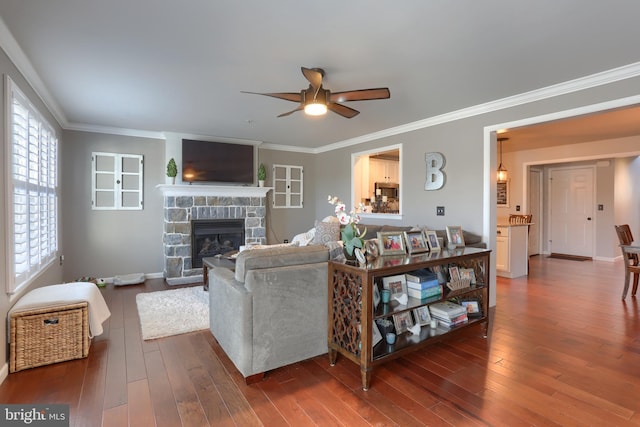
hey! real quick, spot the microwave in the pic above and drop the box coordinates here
[375,182,399,199]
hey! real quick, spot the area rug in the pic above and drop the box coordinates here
[136,286,209,340]
[548,253,592,261]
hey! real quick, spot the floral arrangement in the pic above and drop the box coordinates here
[328,195,367,256]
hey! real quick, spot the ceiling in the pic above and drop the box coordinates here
[1,1,640,151]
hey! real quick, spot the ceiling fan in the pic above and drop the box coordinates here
[242,67,390,118]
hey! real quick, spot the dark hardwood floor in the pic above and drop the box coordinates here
[2,255,640,426]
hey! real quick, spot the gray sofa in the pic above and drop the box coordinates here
[358,224,487,249]
[208,224,485,383]
[209,244,330,383]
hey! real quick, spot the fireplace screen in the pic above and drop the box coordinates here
[191,219,244,268]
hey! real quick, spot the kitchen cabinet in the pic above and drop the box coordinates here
[496,225,529,278]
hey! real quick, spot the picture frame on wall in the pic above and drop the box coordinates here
[497,180,510,207]
[424,230,441,252]
[403,230,430,255]
[377,232,407,256]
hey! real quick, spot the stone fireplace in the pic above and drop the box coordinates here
[158,184,270,285]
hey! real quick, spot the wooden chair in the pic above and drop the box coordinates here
[509,214,532,224]
[614,224,640,299]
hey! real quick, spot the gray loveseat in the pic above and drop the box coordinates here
[358,224,486,249]
[209,244,330,383]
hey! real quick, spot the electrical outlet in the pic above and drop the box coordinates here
[598,204,604,211]
[516,205,521,211]
[436,206,445,216]
[59,254,65,265]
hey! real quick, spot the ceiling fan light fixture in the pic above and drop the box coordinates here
[304,101,327,116]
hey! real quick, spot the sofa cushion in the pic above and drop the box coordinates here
[235,244,329,282]
[380,225,414,233]
[358,224,382,240]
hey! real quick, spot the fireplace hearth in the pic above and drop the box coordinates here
[191,219,244,268]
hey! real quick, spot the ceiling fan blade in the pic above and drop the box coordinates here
[277,106,304,117]
[330,88,390,103]
[241,91,302,103]
[328,102,360,118]
[301,67,323,92]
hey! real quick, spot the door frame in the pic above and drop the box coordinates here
[528,167,543,256]
[546,164,596,258]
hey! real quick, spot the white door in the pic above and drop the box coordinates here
[528,168,542,256]
[549,167,594,257]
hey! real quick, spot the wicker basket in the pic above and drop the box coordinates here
[10,302,90,373]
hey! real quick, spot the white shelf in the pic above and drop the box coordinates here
[156,184,272,197]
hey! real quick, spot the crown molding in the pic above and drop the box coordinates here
[2,12,639,153]
[65,122,166,140]
[259,142,317,153]
[315,61,640,154]
[0,16,68,128]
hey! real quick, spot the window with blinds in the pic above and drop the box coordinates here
[5,76,59,294]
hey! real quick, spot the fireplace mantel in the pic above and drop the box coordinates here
[156,184,272,197]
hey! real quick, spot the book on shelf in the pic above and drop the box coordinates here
[406,279,440,290]
[429,301,467,318]
[431,312,468,324]
[407,285,442,300]
[437,316,469,329]
[405,268,438,283]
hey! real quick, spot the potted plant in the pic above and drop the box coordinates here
[166,158,177,184]
[257,163,267,187]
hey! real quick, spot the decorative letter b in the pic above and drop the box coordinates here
[425,152,445,190]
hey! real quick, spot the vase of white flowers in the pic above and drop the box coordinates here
[328,195,367,260]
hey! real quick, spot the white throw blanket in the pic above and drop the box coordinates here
[9,282,111,338]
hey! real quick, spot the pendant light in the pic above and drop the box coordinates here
[497,137,508,182]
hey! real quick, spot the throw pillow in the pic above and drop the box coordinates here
[291,228,315,247]
[313,220,340,244]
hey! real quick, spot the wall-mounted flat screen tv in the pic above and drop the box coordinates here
[181,139,255,184]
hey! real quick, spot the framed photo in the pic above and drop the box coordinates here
[461,300,481,316]
[371,321,383,347]
[392,311,414,334]
[377,231,407,256]
[497,180,510,207]
[424,230,441,252]
[403,230,429,255]
[382,274,407,299]
[449,266,460,281]
[459,267,476,284]
[446,226,465,247]
[373,283,381,309]
[413,306,432,326]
